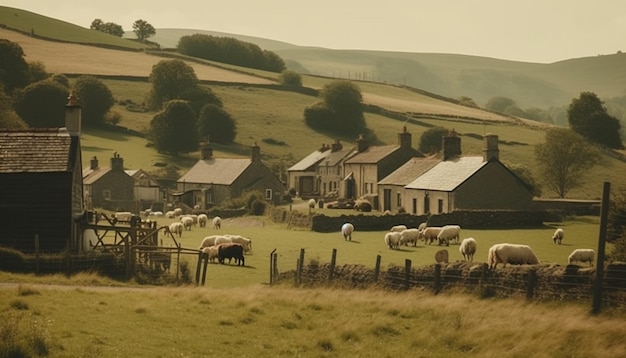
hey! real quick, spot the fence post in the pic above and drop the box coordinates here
[296,248,305,287]
[526,268,537,300]
[269,249,276,285]
[433,264,441,294]
[273,252,278,283]
[34,234,40,275]
[195,251,203,285]
[404,259,412,290]
[374,255,381,282]
[329,248,337,282]
[201,253,209,286]
[479,263,488,298]
[592,181,611,315]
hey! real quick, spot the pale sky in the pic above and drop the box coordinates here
[3,0,625,63]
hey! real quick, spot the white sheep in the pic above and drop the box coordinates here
[568,249,595,266]
[308,198,316,209]
[213,216,222,229]
[202,246,219,263]
[400,228,420,247]
[459,238,477,262]
[180,216,194,231]
[224,234,252,253]
[341,223,354,241]
[487,243,540,269]
[198,214,208,227]
[168,222,183,238]
[114,211,134,222]
[173,208,183,216]
[199,235,220,249]
[552,228,564,244]
[214,235,233,246]
[417,222,427,231]
[390,225,408,232]
[420,227,443,245]
[384,231,402,250]
[437,225,461,246]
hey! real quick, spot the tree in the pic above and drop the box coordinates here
[102,22,124,37]
[148,100,199,154]
[506,163,542,197]
[147,59,199,110]
[0,88,26,128]
[28,61,49,83]
[567,92,623,149]
[0,39,30,94]
[534,128,600,198]
[90,19,104,31]
[304,80,366,136]
[418,127,449,154]
[72,75,115,127]
[198,104,237,144]
[180,86,222,115]
[13,80,68,127]
[485,96,516,113]
[132,19,156,42]
[279,70,302,87]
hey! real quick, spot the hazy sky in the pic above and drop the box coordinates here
[4,0,625,63]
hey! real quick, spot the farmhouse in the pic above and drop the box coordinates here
[0,94,84,252]
[175,141,283,209]
[82,153,135,212]
[125,168,163,210]
[377,157,440,213]
[399,131,533,214]
[317,140,357,199]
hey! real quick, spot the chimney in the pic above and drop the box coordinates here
[398,125,412,148]
[65,91,81,136]
[331,139,343,152]
[483,133,500,161]
[111,152,124,171]
[356,134,369,153]
[442,129,462,161]
[90,156,99,170]
[251,142,261,161]
[200,141,213,160]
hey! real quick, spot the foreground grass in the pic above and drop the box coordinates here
[1,283,625,357]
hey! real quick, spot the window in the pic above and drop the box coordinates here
[265,189,272,200]
[412,198,417,214]
[103,190,111,200]
[438,199,444,213]
[396,192,402,207]
[206,190,214,204]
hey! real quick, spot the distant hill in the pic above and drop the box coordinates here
[151,29,626,110]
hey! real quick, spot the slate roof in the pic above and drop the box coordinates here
[288,148,330,171]
[378,157,440,185]
[178,158,252,185]
[319,147,357,167]
[405,156,487,191]
[83,167,111,184]
[0,128,75,173]
[344,145,399,164]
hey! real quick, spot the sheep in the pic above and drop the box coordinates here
[552,228,564,244]
[217,243,245,266]
[459,238,477,262]
[180,216,194,231]
[202,246,219,263]
[568,249,595,266]
[390,225,408,232]
[417,222,427,231]
[114,211,133,222]
[199,235,220,249]
[214,235,233,246]
[165,210,176,218]
[213,216,222,230]
[487,243,540,269]
[149,211,163,217]
[198,214,208,227]
[308,198,316,209]
[173,208,183,216]
[341,223,354,241]
[420,227,443,245]
[384,231,402,250]
[224,234,252,253]
[168,222,183,238]
[437,225,461,246]
[400,228,420,247]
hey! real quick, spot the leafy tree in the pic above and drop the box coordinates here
[279,70,302,87]
[0,89,26,128]
[534,128,600,198]
[72,75,115,127]
[0,39,30,94]
[524,107,553,124]
[90,19,104,31]
[148,100,199,154]
[102,22,124,37]
[457,96,478,108]
[198,104,237,144]
[50,74,70,88]
[28,61,49,83]
[567,92,623,149]
[13,80,68,127]
[132,19,156,42]
[608,189,626,243]
[304,80,366,136]
[180,86,222,115]
[418,127,449,154]
[506,163,542,197]
[147,59,199,109]
[485,96,516,113]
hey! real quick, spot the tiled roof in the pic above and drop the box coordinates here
[288,148,330,171]
[83,167,111,184]
[344,145,399,164]
[405,156,487,191]
[0,128,74,173]
[178,158,252,185]
[378,157,440,185]
[319,147,357,167]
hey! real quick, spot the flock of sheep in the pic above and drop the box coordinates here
[340,223,596,269]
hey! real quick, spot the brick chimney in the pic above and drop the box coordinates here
[483,133,499,161]
[90,156,99,170]
[111,152,124,171]
[442,129,461,161]
[251,142,261,161]
[398,125,412,148]
[331,139,343,152]
[64,91,81,136]
[200,141,213,160]
[356,134,369,152]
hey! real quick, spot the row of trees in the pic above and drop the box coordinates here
[90,18,156,42]
[177,34,285,73]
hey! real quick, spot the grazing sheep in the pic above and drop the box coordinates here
[198,214,208,227]
[390,225,408,232]
[165,210,176,218]
[202,246,219,263]
[199,235,220,249]
[487,243,540,269]
[168,222,183,238]
[224,234,252,253]
[217,243,245,266]
[173,208,183,216]
[353,199,372,212]
[552,228,564,244]
[420,227,443,245]
[459,238,477,262]
[214,235,233,246]
[437,225,461,246]
[213,216,222,230]
[384,231,402,250]
[180,216,194,231]
[114,211,134,222]
[308,198,316,209]
[568,249,595,266]
[341,223,354,241]
[400,228,420,247]
[417,222,427,231]
[149,211,163,217]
